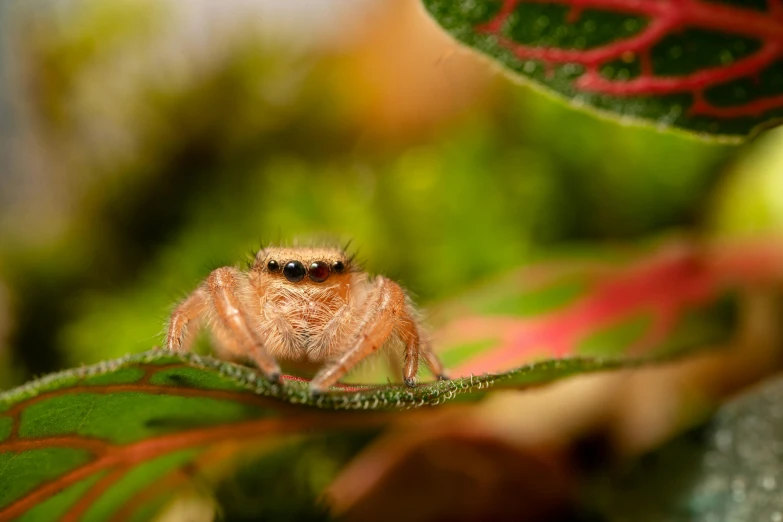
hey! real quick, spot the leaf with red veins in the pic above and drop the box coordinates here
[422,0,783,139]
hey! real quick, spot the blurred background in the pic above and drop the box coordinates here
[2,1,783,519]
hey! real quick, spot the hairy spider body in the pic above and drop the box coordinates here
[165,246,446,393]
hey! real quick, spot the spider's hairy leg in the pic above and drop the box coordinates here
[210,321,252,364]
[401,319,421,388]
[166,287,208,352]
[309,277,408,394]
[399,309,448,386]
[205,267,281,383]
[422,339,449,382]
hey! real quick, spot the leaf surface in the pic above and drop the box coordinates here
[422,0,783,139]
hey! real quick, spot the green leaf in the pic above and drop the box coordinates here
[0,353,709,521]
[421,0,783,140]
[600,374,783,521]
[0,354,384,521]
[2,238,781,520]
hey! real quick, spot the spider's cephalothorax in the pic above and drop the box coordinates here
[165,246,447,393]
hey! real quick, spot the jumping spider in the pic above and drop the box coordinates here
[165,246,447,393]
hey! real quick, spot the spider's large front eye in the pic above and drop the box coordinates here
[283,260,306,282]
[309,261,329,283]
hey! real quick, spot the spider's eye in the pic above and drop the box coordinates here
[283,260,306,282]
[267,260,280,272]
[309,261,329,283]
[332,260,345,273]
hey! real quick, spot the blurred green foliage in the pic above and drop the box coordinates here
[50,99,735,373]
[0,0,769,389]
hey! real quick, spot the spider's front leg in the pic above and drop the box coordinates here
[206,267,281,382]
[167,267,281,383]
[309,276,446,394]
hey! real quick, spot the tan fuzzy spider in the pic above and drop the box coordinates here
[165,246,447,393]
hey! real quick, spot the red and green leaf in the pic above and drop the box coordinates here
[0,357,390,521]
[422,0,783,139]
[433,238,783,378]
[2,238,782,520]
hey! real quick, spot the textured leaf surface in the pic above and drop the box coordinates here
[603,374,783,521]
[0,356,389,521]
[1,239,782,520]
[422,0,783,139]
